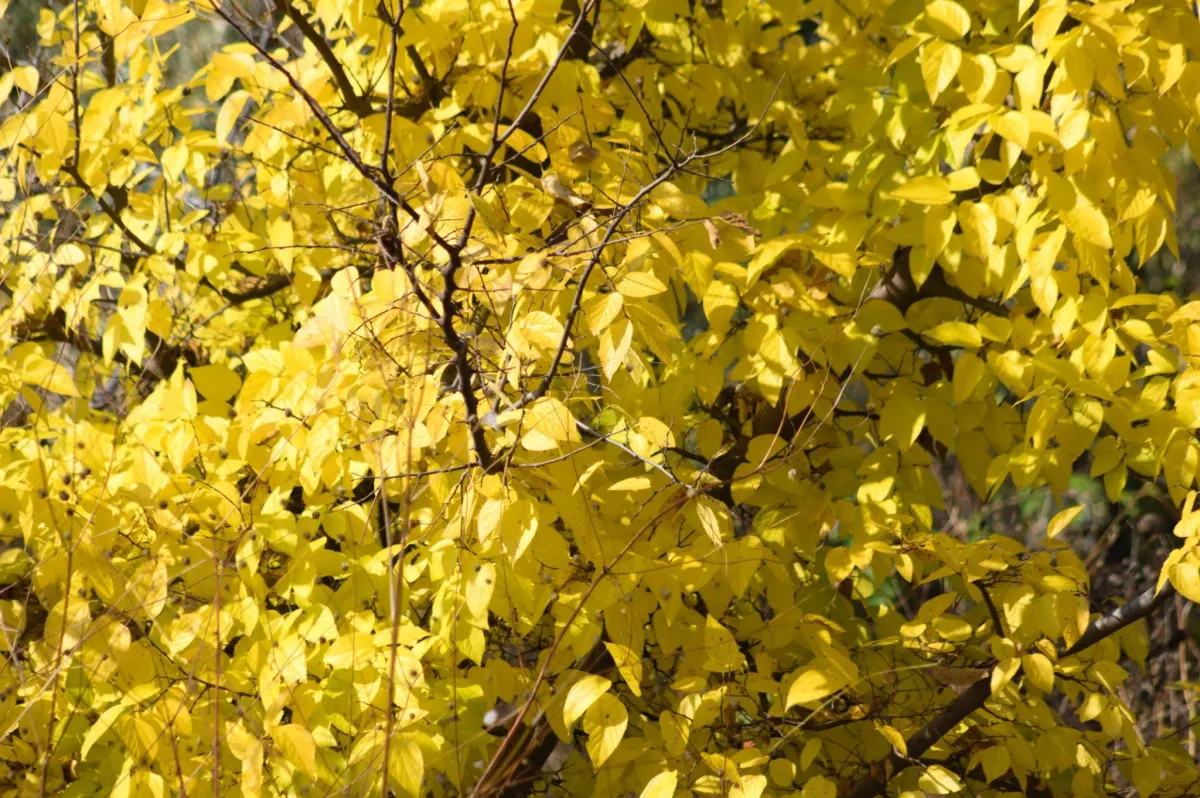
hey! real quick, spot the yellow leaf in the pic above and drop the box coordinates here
[605,641,645,697]
[323,632,376,670]
[520,397,580,451]
[925,0,971,39]
[127,559,169,621]
[216,90,250,148]
[190,364,242,402]
[694,495,730,546]
[651,182,705,218]
[583,693,627,769]
[1171,560,1200,603]
[617,272,668,298]
[946,166,981,192]
[388,736,423,797]
[876,724,907,756]
[747,235,806,286]
[785,665,848,709]
[979,746,1010,783]
[228,722,264,798]
[477,498,503,543]
[54,243,87,267]
[921,39,962,101]
[639,770,678,798]
[991,110,1030,150]
[953,352,986,402]
[769,759,796,787]
[161,141,188,182]
[891,175,954,205]
[564,675,612,729]
[21,352,79,397]
[660,711,690,757]
[919,764,964,794]
[12,65,38,95]
[924,205,956,260]
[991,657,1020,693]
[519,310,566,348]
[1132,756,1164,798]
[801,739,822,770]
[741,774,768,798]
[825,546,854,582]
[924,321,982,349]
[272,724,316,777]
[81,704,128,761]
[609,476,653,491]
[879,381,926,450]
[1058,109,1089,149]
[1027,225,1066,314]
[1031,2,1067,51]
[465,562,495,619]
[1022,652,1055,692]
[1046,505,1083,538]
[801,776,837,798]
[600,319,634,380]
[268,214,294,270]
[887,34,924,68]
[586,292,625,335]
[703,615,745,673]
[500,499,539,562]
[1064,198,1112,249]
[1134,204,1168,266]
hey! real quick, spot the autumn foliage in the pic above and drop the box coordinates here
[5,0,1200,795]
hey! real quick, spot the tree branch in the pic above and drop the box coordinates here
[515,81,782,410]
[212,3,441,233]
[272,0,370,115]
[845,582,1178,798]
[869,246,1009,318]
